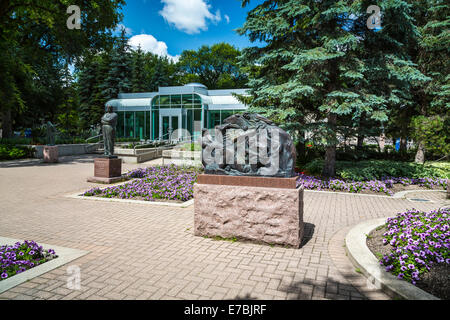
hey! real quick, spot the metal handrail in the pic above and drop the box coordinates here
[85,134,102,143]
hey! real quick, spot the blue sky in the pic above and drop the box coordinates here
[117,0,260,61]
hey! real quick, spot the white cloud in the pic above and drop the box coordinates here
[224,14,230,24]
[128,34,180,62]
[159,0,222,34]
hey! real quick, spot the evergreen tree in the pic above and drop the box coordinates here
[150,57,170,90]
[411,0,450,162]
[238,0,429,176]
[78,53,111,128]
[132,45,147,92]
[78,61,97,128]
[418,0,449,112]
[102,28,132,100]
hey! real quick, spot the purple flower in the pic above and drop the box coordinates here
[1,241,56,282]
[378,208,449,285]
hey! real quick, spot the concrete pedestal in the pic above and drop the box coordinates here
[194,175,304,248]
[43,146,58,163]
[87,157,123,184]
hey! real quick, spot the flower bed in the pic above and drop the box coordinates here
[1,240,57,281]
[296,174,447,196]
[83,165,445,201]
[367,208,449,299]
[83,165,201,202]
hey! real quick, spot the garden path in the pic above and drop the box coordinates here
[0,155,444,300]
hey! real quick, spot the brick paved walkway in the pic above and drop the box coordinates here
[0,155,446,300]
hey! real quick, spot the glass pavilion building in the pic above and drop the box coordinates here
[106,83,248,141]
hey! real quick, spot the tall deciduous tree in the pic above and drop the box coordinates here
[177,43,247,89]
[0,0,124,137]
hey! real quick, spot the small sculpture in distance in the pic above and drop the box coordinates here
[45,121,57,146]
[101,105,118,158]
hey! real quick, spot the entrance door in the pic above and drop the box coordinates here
[159,109,182,142]
[171,116,179,136]
[162,116,170,140]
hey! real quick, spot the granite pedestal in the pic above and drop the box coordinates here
[87,157,123,184]
[194,174,304,248]
[43,146,58,163]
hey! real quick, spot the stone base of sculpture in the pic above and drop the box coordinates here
[194,175,304,248]
[87,158,123,184]
[43,146,58,163]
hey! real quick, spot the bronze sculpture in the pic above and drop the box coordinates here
[45,121,57,146]
[201,113,296,178]
[101,105,118,157]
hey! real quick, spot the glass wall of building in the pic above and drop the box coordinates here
[116,112,125,138]
[124,112,134,139]
[108,87,247,141]
[113,111,151,140]
[207,109,244,130]
[151,93,206,141]
[113,109,246,140]
[134,111,145,140]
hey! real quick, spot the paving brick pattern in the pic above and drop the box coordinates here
[404,190,449,204]
[0,155,445,300]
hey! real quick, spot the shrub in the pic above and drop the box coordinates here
[302,158,324,175]
[303,159,449,180]
[0,138,33,145]
[0,144,34,160]
[296,173,446,195]
[426,162,450,179]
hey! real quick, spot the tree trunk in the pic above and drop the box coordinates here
[322,113,337,178]
[357,134,364,150]
[356,116,365,151]
[415,141,425,164]
[1,108,13,138]
[378,133,386,152]
[296,131,306,163]
[400,137,407,152]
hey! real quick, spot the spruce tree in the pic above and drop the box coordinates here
[78,65,94,129]
[132,45,146,92]
[238,0,429,176]
[412,0,450,162]
[151,57,170,90]
[102,28,132,100]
